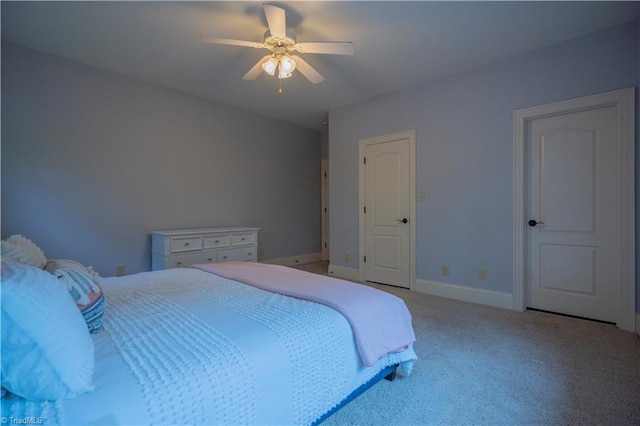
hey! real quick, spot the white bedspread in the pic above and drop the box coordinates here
[2,268,416,425]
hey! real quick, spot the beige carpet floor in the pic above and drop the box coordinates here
[295,262,640,425]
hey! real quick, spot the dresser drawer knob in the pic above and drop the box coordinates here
[185,242,190,246]
[208,258,213,262]
[177,261,183,266]
[241,237,246,241]
[215,240,219,243]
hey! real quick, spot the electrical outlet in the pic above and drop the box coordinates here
[441,264,450,277]
[116,264,126,276]
[479,268,487,280]
[418,191,426,202]
[344,253,351,262]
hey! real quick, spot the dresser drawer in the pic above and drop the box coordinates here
[171,237,202,253]
[231,233,256,246]
[217,247,257,262]
[163,251,217,269]
[165,252,201,268]
[196,251,217,264]
[203,234,230,249]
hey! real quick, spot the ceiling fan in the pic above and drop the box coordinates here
[200,4,354,93]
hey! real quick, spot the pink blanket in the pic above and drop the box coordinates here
[192,262,416,366]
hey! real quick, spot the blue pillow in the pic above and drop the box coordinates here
[1,260,95,400]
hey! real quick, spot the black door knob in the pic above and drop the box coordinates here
[528,219,544,227]
[396,218,408,224]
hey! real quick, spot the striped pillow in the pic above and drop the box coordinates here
[45,259,106,334]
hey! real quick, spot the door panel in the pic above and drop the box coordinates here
[540,129,595,232]
[539,244,596,295]
[372,235,401,270]
[526,106,618,322]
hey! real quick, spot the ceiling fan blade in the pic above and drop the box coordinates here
[200,36,264,49]
[263,4,286,39]
[291,55,325,84]
[295,42,354,55]
[242,55,271,80]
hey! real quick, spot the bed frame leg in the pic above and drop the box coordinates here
[384,366,398,381]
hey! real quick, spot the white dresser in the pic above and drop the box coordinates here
[151,227,259,270]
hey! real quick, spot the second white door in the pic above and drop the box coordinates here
[362,136,411,288]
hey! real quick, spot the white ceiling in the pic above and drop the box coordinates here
[3,1,640,131]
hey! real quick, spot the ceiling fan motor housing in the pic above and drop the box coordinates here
[264,30,297,52]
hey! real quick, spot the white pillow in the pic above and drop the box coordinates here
[1,260,95,400]
[1,235,47,268]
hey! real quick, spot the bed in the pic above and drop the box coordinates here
[1,240,416,426]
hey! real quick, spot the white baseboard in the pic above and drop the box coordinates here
[326,267,512,310]
[262,252,322,267]
[415,279,513,310]
[328,264,361,282]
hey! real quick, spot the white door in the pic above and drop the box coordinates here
[526,106,619,322]
[362,137,411,288]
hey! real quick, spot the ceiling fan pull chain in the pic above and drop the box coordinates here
[278,78,283,95]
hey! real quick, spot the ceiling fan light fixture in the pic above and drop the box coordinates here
[262,57,278,76]
[278,68,292,79]
[278,56,296,79]
[280,55,296,73]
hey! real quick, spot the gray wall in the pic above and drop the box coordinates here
[329,21,639,309]
[1,42,322,276]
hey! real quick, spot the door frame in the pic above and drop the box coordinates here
[512,87,635,331]
[321,159,330,261]
[358,130,416,289]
